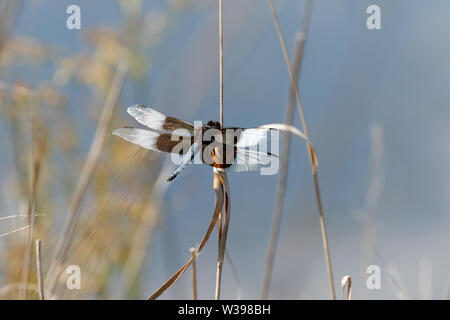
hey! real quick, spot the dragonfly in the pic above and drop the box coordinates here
[113,105,279,182]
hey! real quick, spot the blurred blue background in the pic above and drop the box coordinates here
[1,0,450,299]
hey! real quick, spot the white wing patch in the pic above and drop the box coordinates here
[228,149,276,173]
[236,128,275,148]
[112,128,161,152]
[127,105,167,132]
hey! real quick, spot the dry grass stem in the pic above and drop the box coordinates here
[266,0,336,299]
[190,247,198,300]
[215,169,230,300]
[261,0,312,299]
[20,94,46,299]
[35,239,45,300]
[219,0,223,126]
[45,62,128,295]
[259,123,306,140]
[214,0,231,301]
[0,225,30,238]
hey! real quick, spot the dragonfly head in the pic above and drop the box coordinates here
[206,120,221,129]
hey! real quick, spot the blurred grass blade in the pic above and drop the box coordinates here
[0,225,30,238]
[225,249,242,299]
[266,0,335,299]
[46,61,128,295]
[35,239,45,300]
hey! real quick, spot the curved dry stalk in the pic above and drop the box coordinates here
[261,0,312,300]
[259,123,306,141]
[266,0,336,299]
[261,29,306,299]
[147,173,224,300]
[214,168,230,300]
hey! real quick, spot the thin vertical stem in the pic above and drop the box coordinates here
[190,248,197,300]
[261,1,312,300]
[313,172,335,299]
[219,0,223,127]
[266,0,336,299]
[215,209,223,300]
[20,92,45,300]
[214,0,227,301]
[35,239,44,300]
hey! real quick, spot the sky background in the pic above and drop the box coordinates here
[1,0,450,299]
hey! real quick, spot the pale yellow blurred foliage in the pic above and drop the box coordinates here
[0,36,53,67]
[0,2,182,299]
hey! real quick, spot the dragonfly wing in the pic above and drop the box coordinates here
[112,127,193,154]
[127,104,194,134]
[235,128,278,148]
[228,148,277,173]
